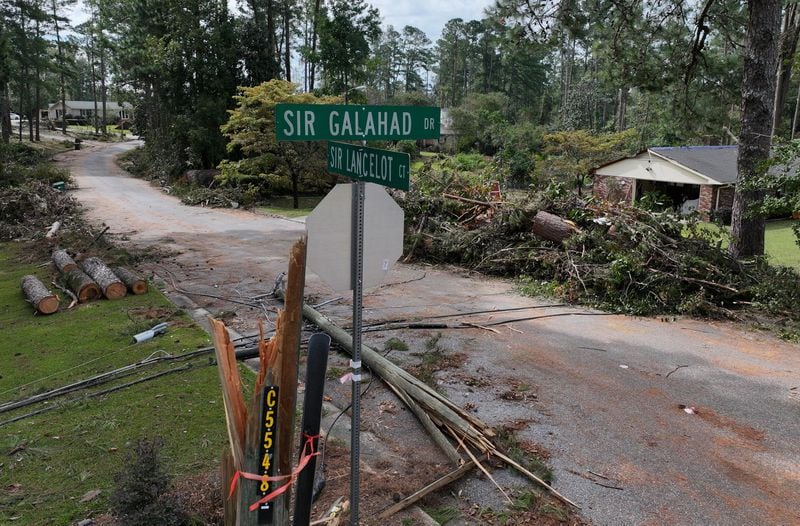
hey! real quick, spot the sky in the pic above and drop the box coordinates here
[67,0,495,43]
[369,0,493,41]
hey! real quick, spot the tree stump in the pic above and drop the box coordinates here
[64,268,102,302]
[112,267,148,295]
[531,211,580,244]
[81,257,126,299]
[52,249,77,273]
[21,275,59,314]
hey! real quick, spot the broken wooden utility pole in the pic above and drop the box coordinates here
[214,238,309,525]
[272,237,307,524]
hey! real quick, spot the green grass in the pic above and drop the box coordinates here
[685,220,800,270]
[765,220,800,270]
[0,243,239,525]
[257,196,323,218]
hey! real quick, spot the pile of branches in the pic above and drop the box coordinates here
[0,180,80,241]
[401,176,799,320]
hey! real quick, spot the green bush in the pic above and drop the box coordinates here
[395,140,419,157]
[112,438,189,526]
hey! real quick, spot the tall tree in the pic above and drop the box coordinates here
[730,0,781,258]
[318,0,379,97]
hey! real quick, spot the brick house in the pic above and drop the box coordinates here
[592,146,737,218]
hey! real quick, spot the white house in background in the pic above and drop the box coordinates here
[42,100,133,121]
[592,146,738,216]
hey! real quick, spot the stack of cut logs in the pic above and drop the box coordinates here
[20,248,148,315]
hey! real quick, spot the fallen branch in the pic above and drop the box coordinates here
[443,193,497,207]
[284,297,579,509]
[377,461,475,519]
[51,280,78,309]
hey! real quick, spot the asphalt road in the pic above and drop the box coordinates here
[59,141,800,525]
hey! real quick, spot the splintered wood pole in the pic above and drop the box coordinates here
[272,237,307,524]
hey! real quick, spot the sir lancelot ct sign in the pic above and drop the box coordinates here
[327,141,410,191]
[275,103,440,141]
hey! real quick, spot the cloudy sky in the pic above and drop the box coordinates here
[68,0,494,42]
[369,0,493,41]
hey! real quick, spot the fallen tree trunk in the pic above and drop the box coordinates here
[532,211,580,244]
[21,275,59,314]
[52,249,77,273]
[112,267,148,295]
[81,257,126,299]
[64,268,102,302]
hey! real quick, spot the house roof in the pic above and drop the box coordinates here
[49,100,132,111]
[593,145,738,186]
[649,146,738,184]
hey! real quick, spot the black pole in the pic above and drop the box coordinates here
[293,333,330,526]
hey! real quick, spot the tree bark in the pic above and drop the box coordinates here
[52,0,67,135]
[112,266,148,295]
[309,0,321,90]
[64,268,102,302]
[771,3,800,136]
[532,211,579,244]
[21,275,59,314]
[81,257,126,299]
[52,249,77,273]
[730,0,781,258]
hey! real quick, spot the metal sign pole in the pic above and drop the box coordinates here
[350,179,365,525]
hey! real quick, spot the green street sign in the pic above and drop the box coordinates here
[276,104,440,141]
[327,141,411,191]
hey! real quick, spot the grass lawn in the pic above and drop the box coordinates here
[687,220,800,271]
[258,195,323,218]
[0,243,242,525]
[764,220,800,270]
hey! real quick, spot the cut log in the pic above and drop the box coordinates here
[21,275,59,314]
[64,268,102,302]
[532,211,580,244]
[52,249,77,273]
[81,257,126,299]
[112,267,148,295]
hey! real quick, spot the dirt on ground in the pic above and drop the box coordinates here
[54,141,800,525]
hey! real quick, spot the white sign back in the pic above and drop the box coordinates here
[306,183,404,291]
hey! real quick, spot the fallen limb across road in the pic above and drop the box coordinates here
[280,291,579,510]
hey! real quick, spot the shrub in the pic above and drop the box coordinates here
[112,438,188,526]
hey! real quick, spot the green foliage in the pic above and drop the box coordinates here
[112,438,188,526]
[219,80,339,207]
[450,92,511,154]
[318,0,380,96]
[536,129,640,194]
[425,506,459,524]
[395,140,419,157]
[384,337,409,352]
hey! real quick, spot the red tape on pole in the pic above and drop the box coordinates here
[228,434,320,512]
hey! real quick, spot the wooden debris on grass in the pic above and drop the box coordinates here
[63,268,101,302]
[112,266,148,295]
[81,257,126,299]
[21,275,59,314]
[52,248,77,273]
[45,221,61,239]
